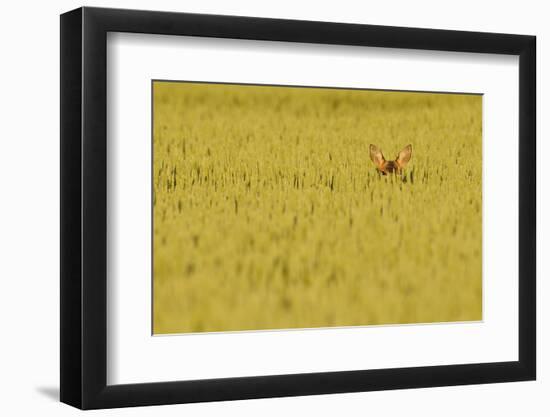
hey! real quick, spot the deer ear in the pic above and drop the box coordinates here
[369,144,386,168]
[396,144,412,168]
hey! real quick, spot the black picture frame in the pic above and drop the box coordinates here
[60,6,536,410]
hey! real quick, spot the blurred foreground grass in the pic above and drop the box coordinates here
[153,82,482,334]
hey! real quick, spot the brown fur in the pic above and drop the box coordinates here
[369,144,412,175]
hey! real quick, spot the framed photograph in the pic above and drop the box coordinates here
[60,6,536,409]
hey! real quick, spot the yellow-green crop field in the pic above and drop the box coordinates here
[153,81,482,334]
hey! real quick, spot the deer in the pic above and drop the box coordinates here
[369,144,412,175]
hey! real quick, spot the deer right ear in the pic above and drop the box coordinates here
[369,144,386,168]
[396,144,412,168]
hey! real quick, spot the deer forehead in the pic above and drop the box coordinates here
[382,161,399,171]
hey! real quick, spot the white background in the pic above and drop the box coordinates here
[0,0,546,416]
[108,34,519,384]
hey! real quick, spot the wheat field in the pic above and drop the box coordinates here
[152,81,482,334]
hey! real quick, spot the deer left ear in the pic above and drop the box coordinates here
[396,144,412,168]
[369,144,386,168]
